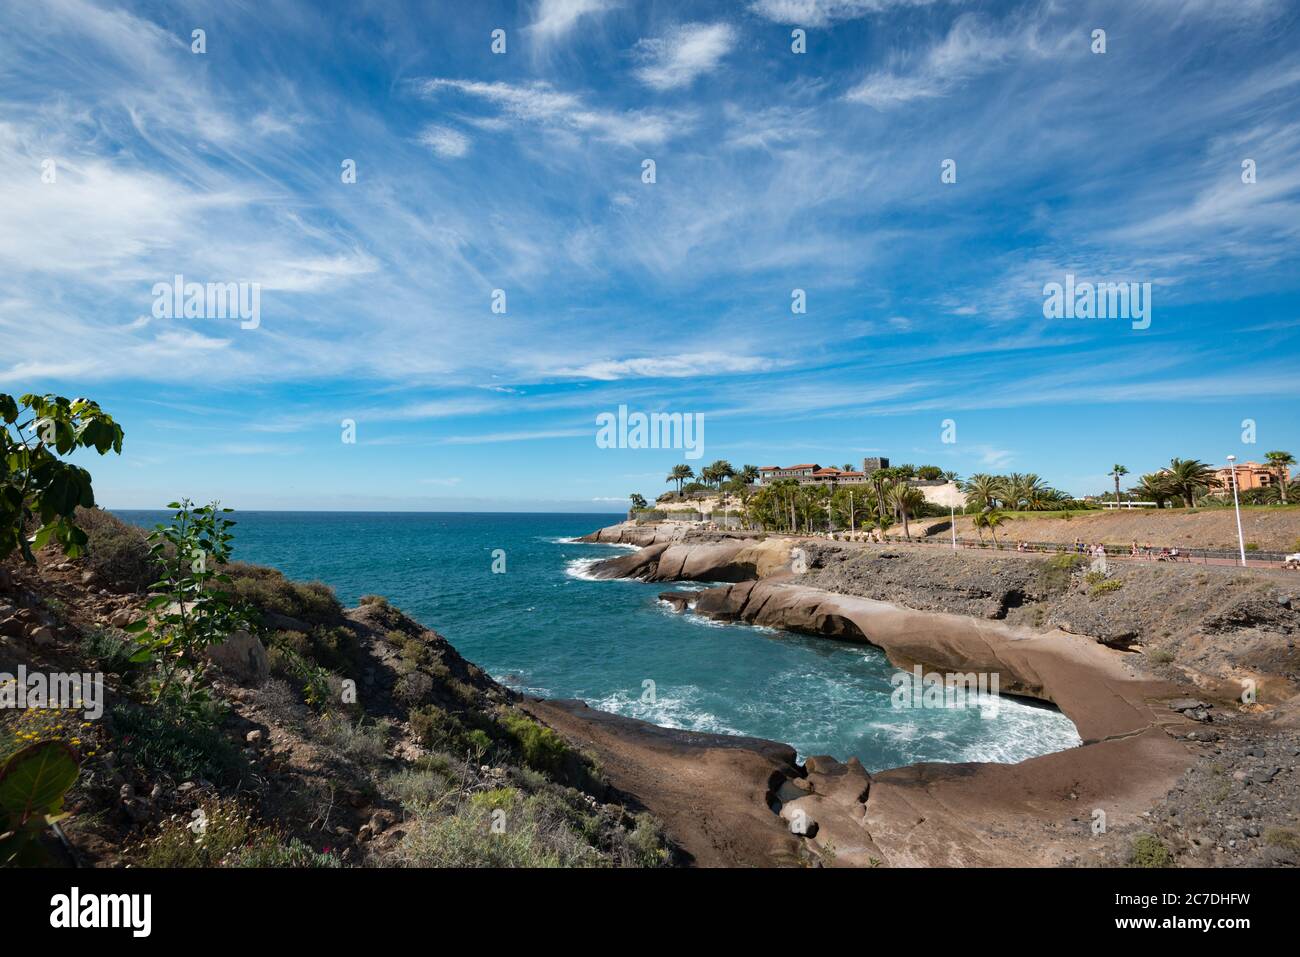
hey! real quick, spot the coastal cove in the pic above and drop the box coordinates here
[114,510,1080,771]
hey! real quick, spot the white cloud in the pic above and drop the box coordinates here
[846,13,1065,109]
[553,353,776,380]
[526,0,616,40]
[634,23,736,91]
[417,124,470,158]
[417,78,683,147]
[750,0,945,27]
[441,428,589,444]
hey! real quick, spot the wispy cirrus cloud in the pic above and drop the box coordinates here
[526,0,616,41]
[846,12,1067,108]
[552,353,778,381]
[3,0,1299,508]
[415,78,685,146]
[750,0,948,27]
[634,23,736,91]
[417,124,471,158]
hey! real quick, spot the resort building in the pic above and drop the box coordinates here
[755,458,966,509]
[756,464,870,485]
[1209,461,1289,495]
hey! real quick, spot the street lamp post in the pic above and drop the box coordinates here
[1227,454,1247,567]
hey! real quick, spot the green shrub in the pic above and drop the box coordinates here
[469,787,519,812]
[388,794,601,868]
[79,627,147,679]
[1037,553,1083,592]
[1090,578,1123,597]
[498,712,573,777]
[382,766,457,808]
[312,715,391,764]
[230,837,343,868]
[134,798,340,868]
[627,813,671,868]
[75,507,160,592]
[1129,833,1173,867]
[1149,648,1175,664]
[111,701,244,782]
[400,638,430,665]
[266,636,334,709]
[126,500,256,709]
[395,672,433,706]
[409,706,490,760]
[1264,827,1300,853]
[227,563,344,625]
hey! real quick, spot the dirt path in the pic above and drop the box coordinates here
[919,507,1300,553]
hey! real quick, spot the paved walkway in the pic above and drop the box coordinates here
[793,532,1298,572]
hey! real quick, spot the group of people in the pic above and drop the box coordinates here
[1070,538,1181,561]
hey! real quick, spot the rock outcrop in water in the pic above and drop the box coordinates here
[585,537,795,582]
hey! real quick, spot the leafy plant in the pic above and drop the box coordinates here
[498,711,575,777]
[0,741,80,866]
[1129,833,1173,867]
[0,393,124,563]
[125,500,255,708]
[110,701,244,782]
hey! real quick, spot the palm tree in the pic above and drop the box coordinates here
[961,473,1004,512]
[1131,472,1174,509]
[1110,464,1128,507]
[1243,485,1282,505]
[831,486,875,532]
[629,493,647,510]
[976,509,1011,547]
[1265,451,1295,504]
[888,482,925,540]
[942,470,959,483]
[870,468,893,528]
[1164,458,1220,508]
[738,464,760,486]
[666,464,694,493]
[704,459,734,490]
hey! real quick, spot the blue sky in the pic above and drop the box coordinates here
[2,0,1298,511]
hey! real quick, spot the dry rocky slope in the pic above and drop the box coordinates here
[571,522,1300,867]
[0,511,679,869]
[918,506,1300,553]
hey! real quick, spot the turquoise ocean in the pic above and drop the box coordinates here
[117,510,1079,771]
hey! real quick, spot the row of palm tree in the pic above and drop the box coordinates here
[664,461,762,495]
[1123,458,1219,508]
[1125,454,1294,508]
[960,472,1074,511]
[743,474,931,538]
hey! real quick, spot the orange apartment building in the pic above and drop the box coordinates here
[1209,460,1291,496]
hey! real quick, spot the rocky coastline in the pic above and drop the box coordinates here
[563,521,1300,867]
[5,512,1296,869]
